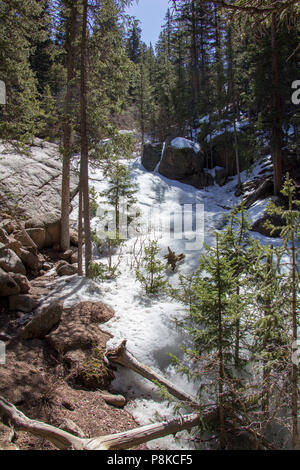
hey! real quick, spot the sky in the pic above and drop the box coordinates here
[125,0,172,46]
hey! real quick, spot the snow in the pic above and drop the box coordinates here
[69,149,279,449]
[170,137,200,154]
[154,142,166,173]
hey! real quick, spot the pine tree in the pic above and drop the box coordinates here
[171,232,244,449]
[136,241,167,295]
[0,0,42,142]
[247,243,288,421]
[219,204,253,366]
[60,0,80,253]
[99,162,137,235]
[265,173,300,449]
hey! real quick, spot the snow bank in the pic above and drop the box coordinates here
[170,137,200,154]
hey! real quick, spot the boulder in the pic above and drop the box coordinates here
[0,227,10,245]
[25,214,61,248]
[42,262,52,271]
[58,419,85,438]
[0,219,16,235]
[45,301,114,353]
[215,167,228,186]
[142,143,163,171]
[10,273,30,294]
[99,391,126,408]
[0,267,20,296]
[0,245,26,275]
[16,248,39,272]
[251,213,282,237]
[70,251,78,264]
[20,301,64,339]
[46,301,115,390]
[62,249,72,260]
[70,229,79,247]
[15,227,46,249]
[158,144,204,181]
[56,260,68,270]
[5,238,22,253]
[57,263,78,276]
[9,294,38,313]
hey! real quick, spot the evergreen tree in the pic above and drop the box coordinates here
[0,0,42,142]
[136,241,167,295]
[171,232,245,449]
[265,173,300,449]
[99,162,137,235]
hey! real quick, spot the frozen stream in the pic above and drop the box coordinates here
[84,153,276,449]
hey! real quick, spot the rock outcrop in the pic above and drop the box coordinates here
[0,139,78,223]
[142,138,214,190]
[158,144,204,181]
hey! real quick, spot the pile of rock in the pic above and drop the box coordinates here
[0,214,79,313]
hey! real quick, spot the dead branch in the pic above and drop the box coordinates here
[164,247,185,271]
[0,396,201,450]
[105,340,198,408]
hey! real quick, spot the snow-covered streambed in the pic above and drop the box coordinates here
[81,153,277,449]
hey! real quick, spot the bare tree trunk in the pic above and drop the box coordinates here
[61,3,78,252]
[106,340,199,407]
[0,396,201,450]
[80,0,92,276]
[271,13,282,196]
[191,0,199,122]
[77,184,83,276]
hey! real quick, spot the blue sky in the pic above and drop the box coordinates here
[126,0,172,46]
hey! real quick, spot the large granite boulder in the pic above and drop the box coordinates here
[20,301,64,339]
[25,214,60,248]
[0,139,78,233]
[15,227,46,249]
[142,143,163,171]
[158,141,204,181]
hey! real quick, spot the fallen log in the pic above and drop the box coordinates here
[243,177,273,209]
[105,340,199,408]
[105,340,274,450]
[0,396,200,450]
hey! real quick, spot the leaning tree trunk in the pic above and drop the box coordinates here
[106,340,198,408]
[80,0,92,276]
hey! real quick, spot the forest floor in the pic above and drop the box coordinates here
[0,299,148,450]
